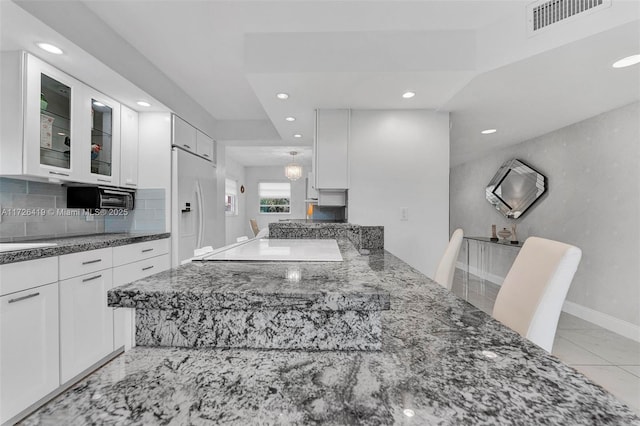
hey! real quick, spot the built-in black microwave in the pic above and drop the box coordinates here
[67,186,135,210]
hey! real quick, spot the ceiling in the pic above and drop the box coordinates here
[227,146,312,168]
[6,1,640,167]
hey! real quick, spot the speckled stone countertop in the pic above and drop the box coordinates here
[22,245,640,425]
[0,232,170,265]
[108,240,389,311]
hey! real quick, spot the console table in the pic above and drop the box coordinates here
[463,237,523,300]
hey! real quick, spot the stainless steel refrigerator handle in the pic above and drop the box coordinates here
[195,180,204,250]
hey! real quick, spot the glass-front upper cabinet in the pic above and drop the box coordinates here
[84,88,120,186]
[24,54,82,180]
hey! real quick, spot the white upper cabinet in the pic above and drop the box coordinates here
[172,114,197,154]
[0,51,128,186]
[196,129,215,163]
[173,114,215,162]
[315,109,350,190]
[83,87,121,186]
[21,52,83,180]
[119,105,139,188]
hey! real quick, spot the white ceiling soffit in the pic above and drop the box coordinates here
[226,146,313,168]
[447,21,640,167]
[8,1,639,166]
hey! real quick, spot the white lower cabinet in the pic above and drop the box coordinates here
[0,282,59,424]
[112,252,170,350]
[59,269,114,383]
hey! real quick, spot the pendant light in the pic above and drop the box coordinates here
[284,151,303,181]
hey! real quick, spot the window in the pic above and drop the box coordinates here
[259,182,290,214]
[225,178,238,215]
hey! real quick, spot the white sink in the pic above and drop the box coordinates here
[0,243,58,253]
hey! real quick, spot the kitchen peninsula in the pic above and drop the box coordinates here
[22,224,640,424]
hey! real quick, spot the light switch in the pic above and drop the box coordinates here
[400,207,409,221]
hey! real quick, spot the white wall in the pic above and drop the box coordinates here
[244,166,307,233]
[450,102,640,335]
[349,110,450,276]
[224,155,248,244]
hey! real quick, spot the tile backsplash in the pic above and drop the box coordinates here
[0,177,104,242]
[0,177,166,242]
[104,188,166,233]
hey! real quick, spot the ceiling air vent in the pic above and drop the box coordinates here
[527,0,611,35]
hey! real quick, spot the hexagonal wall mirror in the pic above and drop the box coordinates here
[486,159,547,219]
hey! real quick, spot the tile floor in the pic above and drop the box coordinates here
[451,269,640,415]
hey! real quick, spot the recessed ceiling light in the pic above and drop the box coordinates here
[402,91,416,99]
[285,116,296,122]
[481,129,497,134]
[276,93,289,100]
[403,409,415,417]
[36,42,63,55]
[136,101,151,107]
[93,101,106,107]
[612,54,640,68]
[293,134,302,138]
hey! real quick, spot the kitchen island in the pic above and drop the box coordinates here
[22,238,640,424]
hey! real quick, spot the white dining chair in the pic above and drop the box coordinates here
[433,228,464,290]
[492,236,582,353]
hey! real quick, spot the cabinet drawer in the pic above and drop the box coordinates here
[0,282,59,423]
[113,238,169,267]
[0,257,58,296]
[59,269,113,383]
[113,253,170,286]
[59,247,112,280]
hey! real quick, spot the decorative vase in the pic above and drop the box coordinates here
[497,228,511,241]
[510,224,519,244]
[40,93,48,111]
[490,224,498,241]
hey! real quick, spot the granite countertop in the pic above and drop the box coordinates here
[0,232,170,265]
[22,244,640,424]
[108,240,389,312]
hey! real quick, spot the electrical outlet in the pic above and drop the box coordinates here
[400,207,409,221]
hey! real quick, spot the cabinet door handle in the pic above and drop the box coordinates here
[142,248,154,253]
[203,154,209,157]
[82,274,102,283]
[183,144,191,149]
[49,171,69,177]
[142,265,154,271]
[8,292,40,304]
[125,182,137,187]
[82,259,102,265]
[97,178,111,183]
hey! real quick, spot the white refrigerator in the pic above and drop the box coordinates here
[171,147,217,266]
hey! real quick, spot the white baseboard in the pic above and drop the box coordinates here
[562,300,640,343]
[455,262,640,343]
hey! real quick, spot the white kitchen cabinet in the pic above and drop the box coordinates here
[120,105,139,188]
[0,282,59,424]
[172,114,197,154]
[59,247,113,281]
[82,88,121,186]
[59,268,114,383]
[112,253,170,350]
[196,129,215,162]
[112,239,170,350]
[1,51,83,180]
[315,109,350,190]
[0,51,123,186]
